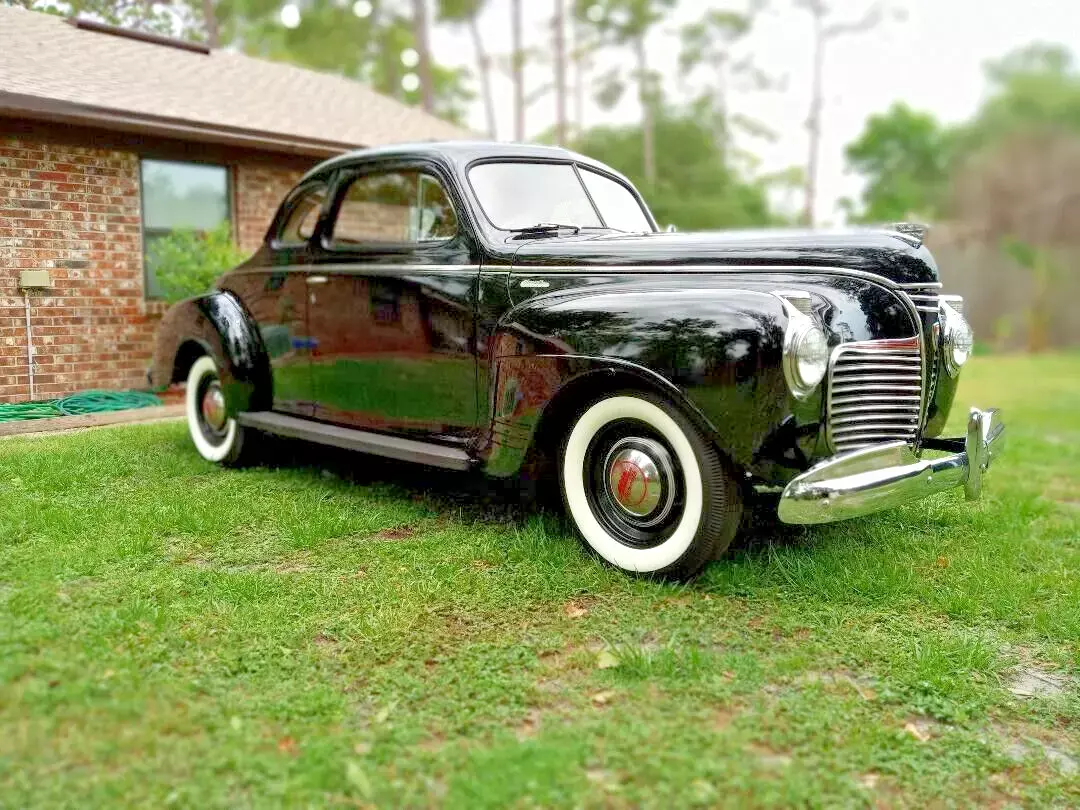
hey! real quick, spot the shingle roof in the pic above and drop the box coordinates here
[0,6,472,156]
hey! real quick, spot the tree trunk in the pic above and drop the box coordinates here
[572,13,585,139]
[803,13,824,227]
[411,0,437,114]
[201,0,219,47]
[468,15,497,139]
[511,0,525,141]
[636,35,655,189]
[553,0,567,146]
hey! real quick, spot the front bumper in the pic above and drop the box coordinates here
[778,408,1005,525]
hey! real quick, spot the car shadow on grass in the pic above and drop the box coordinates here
[246,431,821,558]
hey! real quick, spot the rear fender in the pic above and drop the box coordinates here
[148,291,271,416]
[481,286,791,477]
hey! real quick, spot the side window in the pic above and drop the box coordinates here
[277,183,327,244]
[329,169,458,247]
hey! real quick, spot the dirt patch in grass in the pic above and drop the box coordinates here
[1007,666,1072,699]
[373,525,419,541]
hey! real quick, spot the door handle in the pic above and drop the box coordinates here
[306,275,329,285]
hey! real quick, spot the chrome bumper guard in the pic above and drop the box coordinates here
[778,408,1005,525]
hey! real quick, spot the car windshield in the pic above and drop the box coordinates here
[468,162,654,233]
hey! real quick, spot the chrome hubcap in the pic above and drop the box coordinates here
[201,381,227,431]
[604,437,676,527]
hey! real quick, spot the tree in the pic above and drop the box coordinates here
[678,3,771,168]
[842,102,952,223]
[951,130,1080,351]
[213,0,474,124]
[202,0,218,46]
[553,0,568,145]
[5,0,202,38]
[511,0,525,140]
[795,0,893,226]
[438,0,496,138]
[956,44,1080,154]
[574,111,776,230]
[411,0,436,114]
[574,0,677,190]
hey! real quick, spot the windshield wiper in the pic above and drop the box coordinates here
[511,222,583,236]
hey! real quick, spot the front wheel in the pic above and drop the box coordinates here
[559,392,742,580]
[185,355,250,465]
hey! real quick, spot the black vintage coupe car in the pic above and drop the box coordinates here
[149,142,1004,579]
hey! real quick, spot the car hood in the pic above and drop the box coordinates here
[509,228,939,286]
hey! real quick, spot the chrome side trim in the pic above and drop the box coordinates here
[778,407,1005,524]
[229,264,483,276]
[512,264,924,292]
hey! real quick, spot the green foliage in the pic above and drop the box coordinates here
[573,0,676,43]
[574,111,776,230]
[963,43,1080,148]
[4,0,198,37]
[843,102,953,222]
[147,222,247,303]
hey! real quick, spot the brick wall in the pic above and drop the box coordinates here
[234,164,306,253]
[0,130,313,404]
[0,137,147,403]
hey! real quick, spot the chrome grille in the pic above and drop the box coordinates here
[826,336,924,453]
[899,281,942,313]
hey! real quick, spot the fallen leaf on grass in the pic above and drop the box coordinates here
[516,709,542,739]
[345,760,373,798]
[591,690,616,706]
[904,722,931,742]
[277,736,299,756]
[564,601,588,619]
[596,649,619,670]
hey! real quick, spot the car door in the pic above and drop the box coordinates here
[307,162,480,442]
[223,178,327,417]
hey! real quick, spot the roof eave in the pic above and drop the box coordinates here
[0,90,360,158]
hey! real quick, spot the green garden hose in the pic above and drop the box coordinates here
[0,390,162,423]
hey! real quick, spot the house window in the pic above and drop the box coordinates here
[141,159,231,298]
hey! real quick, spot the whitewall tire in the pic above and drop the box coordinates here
[185,355,248,465]
[559,392,742,580]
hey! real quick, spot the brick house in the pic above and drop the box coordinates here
[0,6,469,404]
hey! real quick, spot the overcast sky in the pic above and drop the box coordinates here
[428,0,1080,223]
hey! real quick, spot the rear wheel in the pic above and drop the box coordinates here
[559,392,742,580]
[185,355,249,465]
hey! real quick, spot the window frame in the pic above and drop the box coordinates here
[270,178,331,250]
[319,161,462,255]
[139,157,233,300]
[463,157,657,235]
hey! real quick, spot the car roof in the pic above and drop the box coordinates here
[299,140,631,185]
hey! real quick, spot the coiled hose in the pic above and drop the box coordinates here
[0,390,162,423]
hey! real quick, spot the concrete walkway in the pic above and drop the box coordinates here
[0,404,186,439]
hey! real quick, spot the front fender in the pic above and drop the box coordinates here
[148,291,271,415]
[482,286,792,476]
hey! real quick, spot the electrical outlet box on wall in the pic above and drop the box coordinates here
[18,270,51,289]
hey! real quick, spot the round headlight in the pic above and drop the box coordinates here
[794,324,829,389]
[783,316,829,399]
[941,302,973,377]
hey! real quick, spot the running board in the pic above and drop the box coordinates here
[237,412,473,471]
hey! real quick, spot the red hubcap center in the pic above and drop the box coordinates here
[612,459,649,507]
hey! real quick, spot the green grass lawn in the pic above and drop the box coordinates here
[1,355,1078,808]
